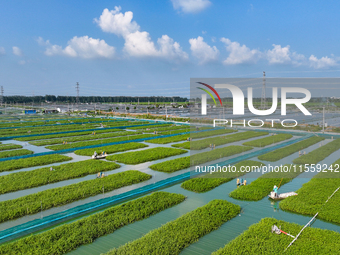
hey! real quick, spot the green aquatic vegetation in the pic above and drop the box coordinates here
[149,146,252,173]
[148,129,237,145]
[0,160,120,194]
[190,128,236,138]
[132,124,172,130]
[181,178,230,193]
[293,138,340,164]
[213,218,340,255]
[0,154,72,172]
[0,149,33,159]
[46,133,156,150]
[181,160,264,193]
[15,128,121,141]
[258,136,324,162]
[229,165,303,201]
[280,161,340,224]
[30,131,142,146]
[243,133,293,147]
[0,192,185,255]
[0,123,101,137]
[191,145,253,165]
[143,125,189,132]
[0,170,151,223]
[0,143,22,151]
[147,134,189,144]
[0,121,145,137]
[106,200,240,255]
[74,142,148,156]
[175,131,267,150]
[107,147,187,164]
[149,156,190,172]
[158,128,191,135]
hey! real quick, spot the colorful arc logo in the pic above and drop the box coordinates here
[197,82,222,115]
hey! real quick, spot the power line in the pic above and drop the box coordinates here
[76,82,79,104]
[0,86,3,106]
[261,71,266,110]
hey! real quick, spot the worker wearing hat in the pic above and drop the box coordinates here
[273,185,278,198]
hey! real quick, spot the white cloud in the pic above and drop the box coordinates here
[266,44,291,64]
[0,47,5,55]
[266,44,306,65]
[124,31,159,57]
[221,38,261,65]
[42,36,115,59]
[12,46,23,56]
[309,55,337,69]
[189,36,219,64]
[94,7,139,36]
[95,7,188,61]
[171,0,211,13]
[18,60,26,65]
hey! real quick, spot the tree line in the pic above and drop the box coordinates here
[1,96,188,104]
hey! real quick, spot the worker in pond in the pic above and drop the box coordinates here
[243,179,247,186]
[273,185,278,198]
[236,178,240,187]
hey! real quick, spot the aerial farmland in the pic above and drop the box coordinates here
[0,110,338,255]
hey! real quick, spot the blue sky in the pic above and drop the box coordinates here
[1,0,340,97]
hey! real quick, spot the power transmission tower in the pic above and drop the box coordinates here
[261,71,266,110]
[76,82,79,105]
[0,86,3,106]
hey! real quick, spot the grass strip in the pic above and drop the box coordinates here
[280,161,340,224]
[229,165,302,201]
[15,128,121,141]
[74,142,148,156]
[0,144,22,151]
[242,133,293,147]
[0,192,185,255]
[0,154,72,172]
[293,138,340,164]
[46,133,157,150]
[0,149,33,159]
[158,128,190,135]
[0,123,101,137]
[107,147,187,164]
[213,218,340,255]
[148,129,236,145]
[131,124,172,130]
[181,160,264,193]
[143,125,189,132]
[258,136,325,162]
[0,170,151,223]
[0,160,120,194]
[0,121,145,137]
[150,156,190,172]
[173,131,267,150]
[191,145,253,165]
[147,134,189,144]
[106,199,240,255]
[149,145,253,173]
[30,131,142,146]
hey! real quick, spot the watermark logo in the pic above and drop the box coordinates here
[198,82,311,116]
